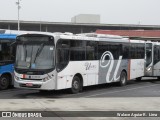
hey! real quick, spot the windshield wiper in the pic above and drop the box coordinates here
[33,44,44,63]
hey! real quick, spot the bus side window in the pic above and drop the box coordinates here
[154,45,159,64]
[123,44,129,59]
[0,41,13,61]
[98,42,109,60]
[0,43,2,60]
[130,43,144,59]
[56,39,70,72]
[132,44,137,59]
[98,42,122,60]
[11,45,16,61]
[86,41,98,60]
[159,46,160,61]
[70,40,86,61]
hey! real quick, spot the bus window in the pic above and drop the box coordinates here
[98,42,122,60]
[86,41,98,60]
[70,40,86,61]
[0,41,14,61]
[56,39,70,72]
[130,43,145,59]
[122,44,129,59]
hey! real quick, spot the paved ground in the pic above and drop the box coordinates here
[0,97,160,120]
[0,77,160,120]
[0,77,160,99]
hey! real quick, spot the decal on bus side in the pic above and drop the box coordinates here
[100,51,122,83]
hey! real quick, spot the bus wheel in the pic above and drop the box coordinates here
[0,75,10,90]
[119,71,127,86]
[70,76,81,94]
[136,77,142,81]
[157,77,160,80]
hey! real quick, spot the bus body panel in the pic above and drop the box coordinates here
[130,59,145,79]
[56,61,99,89]
[153,61,160,76]
[86,61,99,86]
[0,64,14,75]
[56,59,129,90]
[99,59,128,84]
[0,64,14,85]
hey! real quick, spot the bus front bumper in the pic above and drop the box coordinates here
[14,78,56,90]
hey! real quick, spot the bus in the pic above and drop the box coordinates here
[145,41,160,78]
[0,33,16,89]
[13,32,146,93]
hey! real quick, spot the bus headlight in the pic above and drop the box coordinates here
[147,67,152,72]
[15,75,20,81]
[43,76,51,82]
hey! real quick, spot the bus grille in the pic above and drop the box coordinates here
[21,78,42,81]
[20,84,41,88]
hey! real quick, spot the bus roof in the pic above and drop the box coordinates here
[17,32,146,43]
[59,33,130,43]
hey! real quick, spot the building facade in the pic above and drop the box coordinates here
[0,20,160,34]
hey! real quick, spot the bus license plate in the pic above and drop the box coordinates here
[31,76,40,79]
[26,83,33,87]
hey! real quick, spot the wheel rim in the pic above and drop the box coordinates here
[0,77,8,88]
[121,73,126,84]
[73,80,79,90]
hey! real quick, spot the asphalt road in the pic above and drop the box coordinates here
[0,77,160,99]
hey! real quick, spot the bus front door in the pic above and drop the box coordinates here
[145,43,153,76]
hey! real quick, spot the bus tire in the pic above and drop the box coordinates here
[70,76,81,94]
[119,71,127,86]
[0,75,10,90]
[157,77,160,80]
[136,77,142,81]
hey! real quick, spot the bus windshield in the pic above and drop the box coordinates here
[15,44,55,70]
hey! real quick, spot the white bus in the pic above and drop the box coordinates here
[14,33,145,93]
[145,41,160,78]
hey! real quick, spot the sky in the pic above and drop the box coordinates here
[0,0,160,25]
